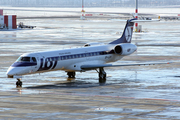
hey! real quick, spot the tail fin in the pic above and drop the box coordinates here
[109,18,136,44]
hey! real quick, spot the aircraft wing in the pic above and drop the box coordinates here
[81,62,171,70]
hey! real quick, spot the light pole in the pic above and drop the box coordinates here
[135,0,138,32]
[81,0,85,20]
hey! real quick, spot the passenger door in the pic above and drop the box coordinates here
[34,53,44,72]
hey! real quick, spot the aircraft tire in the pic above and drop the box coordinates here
[99,78,106,84]
[99,67,106,81]
[67,72,76,78]
[16,79,22,87]
[99,73,106,80]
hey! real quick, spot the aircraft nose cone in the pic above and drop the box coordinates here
[6,67,28,78]
[6,67,18,77]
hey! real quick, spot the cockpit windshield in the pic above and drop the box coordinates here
[16,57,37,63]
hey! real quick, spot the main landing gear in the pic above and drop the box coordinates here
[66,68,107,83]
[67,72,76,78]
[98,67,106,83]
[16,78,22,87]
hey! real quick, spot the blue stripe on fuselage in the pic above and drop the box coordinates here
[11,62,37,67]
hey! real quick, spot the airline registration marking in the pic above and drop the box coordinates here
[105,56,111,59]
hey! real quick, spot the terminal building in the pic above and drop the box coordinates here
[0,9,17,29]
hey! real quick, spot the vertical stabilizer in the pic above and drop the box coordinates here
[109,19,136,44]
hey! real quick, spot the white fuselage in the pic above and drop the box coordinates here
[6,43,137,78]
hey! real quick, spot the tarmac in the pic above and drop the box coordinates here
[1,87,180,119]
[0,7,180,119]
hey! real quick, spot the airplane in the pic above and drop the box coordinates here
[6,18,169,87]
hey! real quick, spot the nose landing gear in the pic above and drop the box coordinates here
[16,78,22,87]
[67,72,76,78]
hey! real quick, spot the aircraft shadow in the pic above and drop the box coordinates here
[25,79,108,89]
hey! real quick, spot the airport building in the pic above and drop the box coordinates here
[0,9,17,29]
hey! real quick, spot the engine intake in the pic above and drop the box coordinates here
[114,45,122,54]
[114,43,137,56]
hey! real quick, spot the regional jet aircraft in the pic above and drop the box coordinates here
[6,18,168,87]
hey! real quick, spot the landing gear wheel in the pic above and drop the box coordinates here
[16,78,22,87]
[99,67,106,83]
[67,72,76,78]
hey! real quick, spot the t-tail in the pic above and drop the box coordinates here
[109,18,137,44]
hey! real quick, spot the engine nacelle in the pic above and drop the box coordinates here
[114,43,137,56]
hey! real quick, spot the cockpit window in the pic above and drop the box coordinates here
[16,57,30,62]
[16,57,37,63]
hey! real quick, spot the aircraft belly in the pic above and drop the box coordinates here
[60,57,105,71]
[56,58,85,71]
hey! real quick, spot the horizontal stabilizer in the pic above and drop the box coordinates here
[110,19,160,22]
[130,19,160,22]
